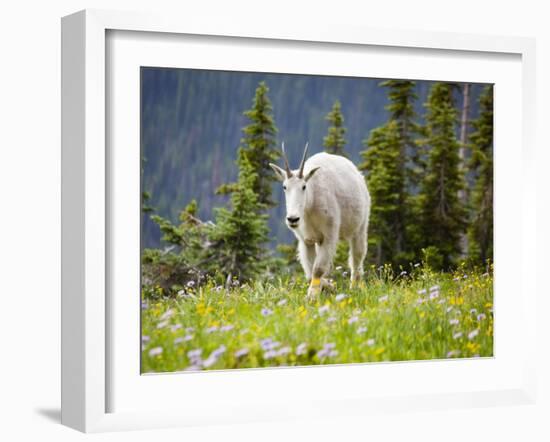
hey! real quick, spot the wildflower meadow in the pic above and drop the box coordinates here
[141,264,493,373]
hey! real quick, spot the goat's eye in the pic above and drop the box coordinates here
[302,185,306,191]
[283,185,287,191]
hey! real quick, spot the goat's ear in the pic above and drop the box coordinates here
[269,163,287,182]
[304,166,321,182]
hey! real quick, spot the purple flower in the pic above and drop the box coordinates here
[174,337,185,345]
[429,285,440,292]
[141,300,149,310]
[327,316,337,323]
[417,289,427,295]
[277,346,291,356]
[260,338,280,351]
[318,304,330,315]
[477,313,486,321]
[202,355,218,368]
[429,291,439,300]
[348,315,359,325]
[263,350,278,359]
[206,325,219,334]
[148,347,163,357]
[296,342,308,355]
[234,348,249,358]
[357,326,368,334]
[468,329,479,340]
[470,308,478,315]
[141,335,150,343]
[446,350,461,358]
[449,319,460,326]
[452,332,463,340]
[185,365,202,371]
[160,309,174,320]
[170,324,182,332]
[156,320,169,329]
[212,345,226,358]
[261,308,273,316]
[187,349,202,359]
[220,324,234,332]
[277,299,287,306]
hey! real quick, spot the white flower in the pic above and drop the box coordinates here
[220,324,234,332]
[335,293,347,302]
[348,315,359,324]
[156,320,169,329]
[378,294,389,302]
[318,304,330,315]
[367,338,375,346]
[449,319,460,326]
[170,324,182,332]
[277,299,287,306]
[357,326,368,334]
[468,329,479,340]
[429,285,440,292]
[447,350,461,358]
[452,332,463,340]
[417,289,427,295]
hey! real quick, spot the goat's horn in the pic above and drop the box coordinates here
[298,142,309,178]
[281,142,292,177]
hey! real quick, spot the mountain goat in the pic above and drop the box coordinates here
[270,143,371,300]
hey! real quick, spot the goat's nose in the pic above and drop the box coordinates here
[287,216,300,224]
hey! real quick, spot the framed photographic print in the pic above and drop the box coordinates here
[61,9,537,432]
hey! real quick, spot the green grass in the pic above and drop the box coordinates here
[141,266,493,373]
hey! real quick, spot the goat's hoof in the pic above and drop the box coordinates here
[307,279,322,302]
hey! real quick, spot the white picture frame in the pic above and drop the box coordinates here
[61,9,537,433]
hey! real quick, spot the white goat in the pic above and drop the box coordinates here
[270,143,371,299]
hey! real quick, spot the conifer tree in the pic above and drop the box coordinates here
[380,80,424,188]
[417,83,467,268]
[323,100,347,156]
[360,121,406,266]
[207,157,270,282]
[467,85,493,264]
[218,81,279,209]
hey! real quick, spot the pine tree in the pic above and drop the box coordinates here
[323,100,347,156]
[359,80,422,266]
[417,83,467,268]
[467,85,493,264]
[381,79,424,187]
[207,157,270,282]
[360,121,406,266]
[218,81,279,209]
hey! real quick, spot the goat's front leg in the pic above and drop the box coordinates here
[307,238,337,302]
[297,240,316,280]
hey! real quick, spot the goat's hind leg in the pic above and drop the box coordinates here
[349,225,367,288]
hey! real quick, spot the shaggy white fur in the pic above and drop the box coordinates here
[271,149,371,300]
